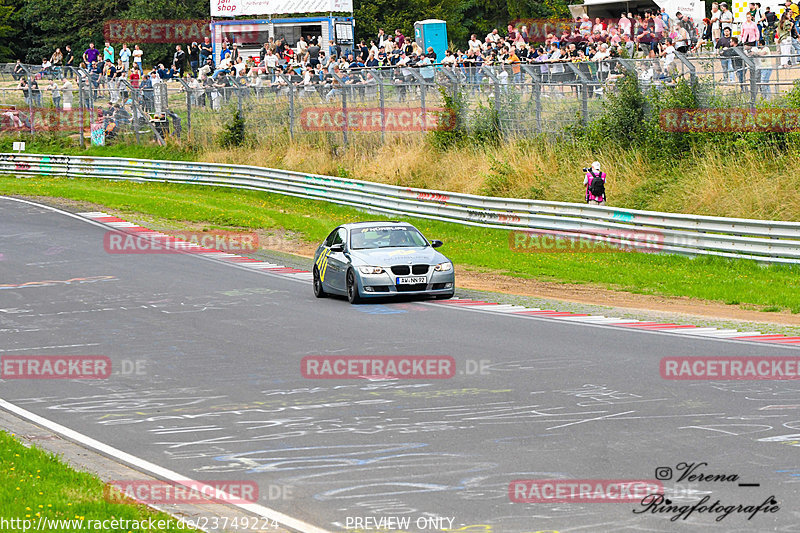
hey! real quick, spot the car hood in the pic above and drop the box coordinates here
[348,247,448,267]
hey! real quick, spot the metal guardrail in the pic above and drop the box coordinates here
[2,152,800,264]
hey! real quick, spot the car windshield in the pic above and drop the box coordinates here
[350,226,428,249]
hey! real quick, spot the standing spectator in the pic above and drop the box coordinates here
[619,13,631,37]
[741,12,759,46]
[717,27,735,80]
[307,40,321,67]
[710,2,721,44]
[132,45,143,72]
[752,38,773,94]
[584,162,606,205]
[764,7,778,40]
[199,37,212,64]
[48,80,61,109]
[30,78,42,107]
[64,45,74,77]
[777,9,794,67]
[119,44,131,71]
[720,3,734,34]
[395,29,405,48]
[18,78,30,106]
[84,43,100,64]
[51,48,63,78]
[173,45,186,77]
[188,42,200,77]
[61,78,73,109]
[103,42,115,63]
[728,37,745,86]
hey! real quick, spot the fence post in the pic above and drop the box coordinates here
[21,65,34,135]
[341,83,348,147]
[177,78,192,135]
[78,79,86,148]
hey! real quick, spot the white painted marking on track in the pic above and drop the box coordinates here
[0,399,334,533]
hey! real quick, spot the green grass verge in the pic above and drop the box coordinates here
[0,430,194,532]
[2,175,799,311]
[0,136,199,161]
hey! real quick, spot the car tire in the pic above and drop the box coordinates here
[346,269,363,304]
[313,267,326,298]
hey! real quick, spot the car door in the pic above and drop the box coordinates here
[324,227,349,292]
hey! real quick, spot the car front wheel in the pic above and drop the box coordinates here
[346,269,362,304]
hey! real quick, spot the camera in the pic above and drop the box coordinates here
[583,167,590,172]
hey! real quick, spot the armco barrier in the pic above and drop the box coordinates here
[2,152,800,264]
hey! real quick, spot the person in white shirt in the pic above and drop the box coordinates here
[132,45,144,72]
[486,29,501,43]
[233,57,247,78]
[751,38,773,94]
[720,3,734,34]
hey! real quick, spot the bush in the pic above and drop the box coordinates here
[218,109,246,148]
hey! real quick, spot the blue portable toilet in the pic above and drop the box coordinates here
[414,19,448,64]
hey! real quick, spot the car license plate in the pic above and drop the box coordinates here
[396,276,426,285]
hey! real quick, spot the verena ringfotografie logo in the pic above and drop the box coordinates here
[509,228,664,253]
[1,356,111,379]
[661,357,800,380]
[661,109,800,133]
[509,479,663,503]
[103,231,258,254]
[104,480,259,504]
[301,356,455,379]
[299,107,455,132]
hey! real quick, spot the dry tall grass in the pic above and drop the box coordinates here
[201,135,800,221]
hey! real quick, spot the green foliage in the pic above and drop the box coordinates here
[480,155,514,196]
[427,86,468,150]
[471,99,501,147]
[218,109,246,148]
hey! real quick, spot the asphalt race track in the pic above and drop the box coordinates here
[2,196,800,533]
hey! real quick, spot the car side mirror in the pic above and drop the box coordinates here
[330,243,344,252]
[430,240,443,248]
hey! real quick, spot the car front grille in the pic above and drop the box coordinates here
[391,264,429,276]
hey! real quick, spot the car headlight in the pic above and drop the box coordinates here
[434,262,452,272]
[358,266,384,274]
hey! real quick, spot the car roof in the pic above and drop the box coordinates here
[341,221,410,229]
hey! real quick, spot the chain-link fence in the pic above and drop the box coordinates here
[2,51,800,147]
